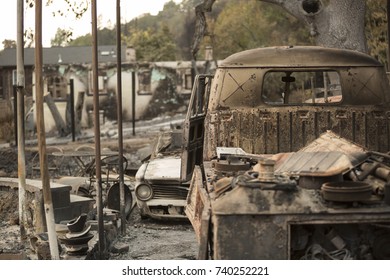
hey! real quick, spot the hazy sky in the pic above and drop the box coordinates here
[0,0,180,49]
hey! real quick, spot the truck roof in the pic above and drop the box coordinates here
[219,46,382,68]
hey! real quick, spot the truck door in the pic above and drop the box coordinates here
[181,74,213,182]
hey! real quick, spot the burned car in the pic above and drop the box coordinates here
[183,46,390,259]
[134,73,213,220]
[134,128,189,220]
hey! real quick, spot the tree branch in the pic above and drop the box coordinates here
[191,0,216,60]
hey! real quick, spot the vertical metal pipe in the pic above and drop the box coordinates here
[13,86,17,146]
[116,0,126,234]
[70,79,75,142]
[91,0,105,258]
[35,0,59,260]
[387,0,390,71]
[132,71,136,136]
[16,0,27,241]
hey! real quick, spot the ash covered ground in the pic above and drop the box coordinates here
[0,115,198,260]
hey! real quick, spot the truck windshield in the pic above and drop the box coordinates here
[216,68,344,109]
[262,70,342,105]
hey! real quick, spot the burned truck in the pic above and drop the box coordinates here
[183,46,390,259]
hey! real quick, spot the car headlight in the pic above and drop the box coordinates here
[135,183,153,201]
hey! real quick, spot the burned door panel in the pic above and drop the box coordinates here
[182,116,205,181]
[181,75,213,182]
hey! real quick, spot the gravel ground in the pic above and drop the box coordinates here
[109,207,198,260]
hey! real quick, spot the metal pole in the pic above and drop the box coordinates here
[70,79,75,142]
[16,0,27,241]
[116,0,126,234]
[132,71,136,136]
[91,0,105,258]
[35,0,60,260]
[387,0,390,71]
[13,86,17,146]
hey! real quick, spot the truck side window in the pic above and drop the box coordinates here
[262,70,342,105]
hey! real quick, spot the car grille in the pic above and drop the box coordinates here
[151,185,189,200]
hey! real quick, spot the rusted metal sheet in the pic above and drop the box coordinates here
[276,131,368,177]
[185,165,210,242]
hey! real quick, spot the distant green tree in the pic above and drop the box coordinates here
[51,28,73,47]
[96,27,116,45]
[122,1,187,59]
[125,25,177,61]
[211,0,312,59]
[68,33,91,46]
[2,39,16,49]
[156,0,190,59]
[64,0,388,65]
[69,27,116,46]
[365,0,387,66]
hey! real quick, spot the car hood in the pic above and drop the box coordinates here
[142,156,182,183]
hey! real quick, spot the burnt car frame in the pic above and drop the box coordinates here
[134,73,213,220]
[183,46,390,259]
[134,128,189,220]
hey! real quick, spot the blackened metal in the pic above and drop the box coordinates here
[132,71,136,136]
[321,181,372,202]
[70,79,75,142]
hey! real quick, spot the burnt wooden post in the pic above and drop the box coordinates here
[35,0,60,260]
[91,0,105,258]
[16,0,27,241]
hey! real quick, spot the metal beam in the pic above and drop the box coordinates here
[116,0,126,234]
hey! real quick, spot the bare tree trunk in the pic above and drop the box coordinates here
[35,0,60,260]
[191,0,216,60]
[16,0,27,242]
[261,0,367,53]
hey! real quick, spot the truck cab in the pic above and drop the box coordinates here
[184,46,390,259]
